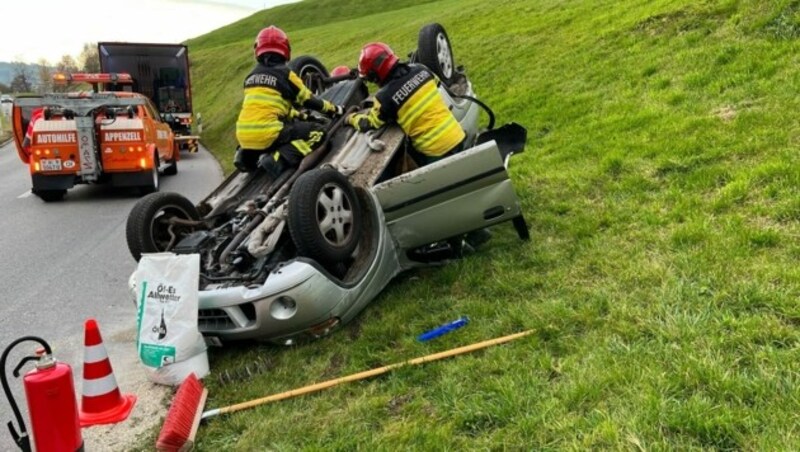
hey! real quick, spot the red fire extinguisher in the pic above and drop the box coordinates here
[1,336,83,452]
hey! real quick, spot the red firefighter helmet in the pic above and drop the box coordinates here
[358,42,399,83]
[331,65,351,77]
[254,26,291,61]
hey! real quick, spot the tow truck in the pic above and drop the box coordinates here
[10,73,180,202]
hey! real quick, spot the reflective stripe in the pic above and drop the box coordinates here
[291,139,312,155]
[290,71,313,104]
[399,86,438,129]
[243,94,290,109]
[82,374,119,397]
[244,93,285,103]
[236,123,283,131]
[83,344,108,364]
[296,88,312,104]
[414,115,459,149]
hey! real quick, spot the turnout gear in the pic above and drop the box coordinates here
[235,52,340,170]
[254,26,291,61]
[235,119,326,173]
[348,63,465,159]
[358,42,399,84]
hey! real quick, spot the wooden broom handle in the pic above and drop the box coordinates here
[204,330,533,419]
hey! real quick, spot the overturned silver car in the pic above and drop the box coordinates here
[126,24,529,345]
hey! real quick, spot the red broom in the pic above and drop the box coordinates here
[156,373,207,452]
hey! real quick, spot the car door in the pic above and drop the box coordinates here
[372,138,527,250]
[143,99,174,159]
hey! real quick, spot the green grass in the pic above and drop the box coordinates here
[139,0,800,449]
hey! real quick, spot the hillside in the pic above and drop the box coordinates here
[166,0,800,449]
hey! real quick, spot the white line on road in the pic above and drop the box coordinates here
[17,190,32,199]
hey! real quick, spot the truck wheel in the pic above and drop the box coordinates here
[164,156,178,176]
[139,153,160,195]
[35,189,66,202]
[126,192,200,261]
[288,55,330,95]
[417,23,455,85]
[288,168,362,265]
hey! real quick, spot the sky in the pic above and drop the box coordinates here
[0,0,298,64]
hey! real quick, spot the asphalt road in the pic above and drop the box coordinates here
[0,139,223,449]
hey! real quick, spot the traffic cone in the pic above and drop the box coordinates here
[79,318,137,427]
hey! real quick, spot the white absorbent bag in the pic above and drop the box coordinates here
[135,252,209,385]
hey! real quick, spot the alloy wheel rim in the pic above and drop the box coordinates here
[316,182,353,246]
[436,33,453,79]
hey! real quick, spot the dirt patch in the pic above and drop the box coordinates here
[712,105,737,122]
[215,355,274,386]
[321,353,344,379]
[387,393,413,415]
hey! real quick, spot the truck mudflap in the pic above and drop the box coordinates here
[110,171,156,187]
[31,174,76,190]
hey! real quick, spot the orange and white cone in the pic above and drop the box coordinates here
[79,318,137,427]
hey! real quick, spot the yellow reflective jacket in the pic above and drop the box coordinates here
[236,61,335,150]
[348,64,465,157]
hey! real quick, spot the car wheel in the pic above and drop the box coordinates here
[126,192,200,261]
[417,23,455,85]
[139,152,160,195]
[288,55,330,96]
[288,168,362,265]
[35,189,66,202]
[164,156,178,176]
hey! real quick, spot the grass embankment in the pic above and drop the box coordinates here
[143,0,800,449]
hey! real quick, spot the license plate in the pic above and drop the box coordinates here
[40,159,62,171]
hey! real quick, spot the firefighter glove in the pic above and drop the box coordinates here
[347,113,373,132]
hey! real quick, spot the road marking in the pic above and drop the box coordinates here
[17,190,32,199]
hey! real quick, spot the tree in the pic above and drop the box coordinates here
[0,82,10,93]
[54,55,79,92]
[37,58,52,94]
[56,54,79,74]
[10,59,32,93]
[79,43,100,73]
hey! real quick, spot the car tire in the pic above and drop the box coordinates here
[35,189,66,202]
[126,192,200,261]
[417,23,455,85]
[288,168,362,265]
[288,55,330,96]
[139,152,160,195]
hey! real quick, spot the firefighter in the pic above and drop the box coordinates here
[346,42,466,167]
[235,26,344,175]
[348,42,490,252]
